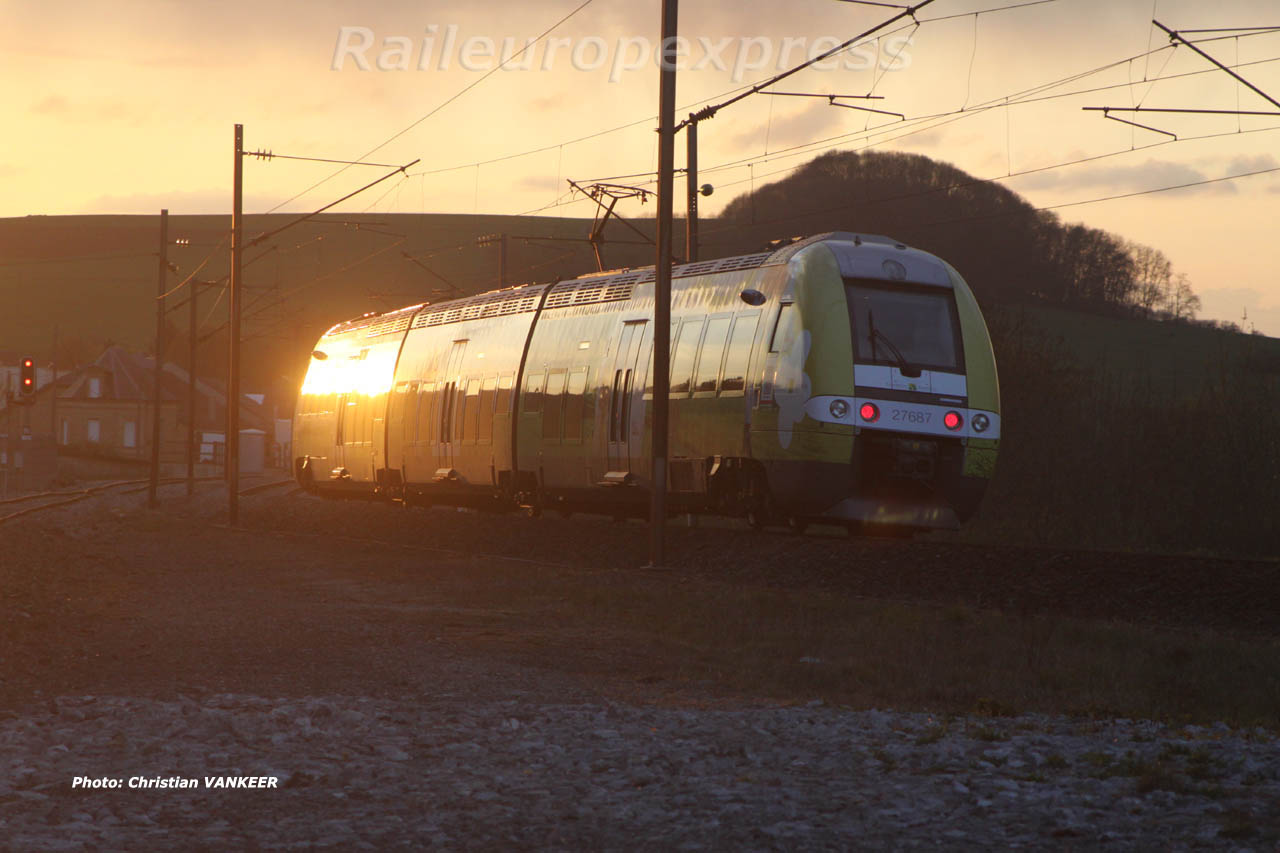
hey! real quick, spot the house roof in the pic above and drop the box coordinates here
[57,346,270,431]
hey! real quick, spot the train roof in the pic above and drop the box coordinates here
[319,232,953,340]
[772,232,954,288]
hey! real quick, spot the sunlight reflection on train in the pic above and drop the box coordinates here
[299,344,397,397]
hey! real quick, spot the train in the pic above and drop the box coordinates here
[293,231,1001,532]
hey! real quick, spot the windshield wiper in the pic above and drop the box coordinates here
[867,309,921,378]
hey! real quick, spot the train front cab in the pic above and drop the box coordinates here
[293,307,415,498]
[755,235,1000,531]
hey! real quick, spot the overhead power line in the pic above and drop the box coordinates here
[263,0,599,214]
[400,1,1055,188]
[914,163,1280,230]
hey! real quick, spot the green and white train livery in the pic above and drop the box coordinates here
[294,232,1000,531]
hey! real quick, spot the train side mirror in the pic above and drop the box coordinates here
[311,350,329,360]
[739,289,766,306]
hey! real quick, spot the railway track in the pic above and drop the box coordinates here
[0,476,295,525]
[233,490,1280,639]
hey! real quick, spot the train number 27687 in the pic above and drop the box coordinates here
[891,409,931,424]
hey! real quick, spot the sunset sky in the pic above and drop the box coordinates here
[2,0,1278,333]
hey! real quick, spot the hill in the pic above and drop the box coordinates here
[2,150,1276,556]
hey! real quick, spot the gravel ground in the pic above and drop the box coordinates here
[5,693,1279,850]
[2,481,1278,849]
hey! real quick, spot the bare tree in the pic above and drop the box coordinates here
[1126,241,1172,314]
[1167,273,1201,320]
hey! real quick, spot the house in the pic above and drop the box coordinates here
[2,346,280,473]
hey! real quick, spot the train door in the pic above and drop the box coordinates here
[333,392,348,474]
[386,380,411,479]
[756,301,796,410]
[437,340,468,472]
[606,320,646,475]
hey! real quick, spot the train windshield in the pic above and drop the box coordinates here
[846,281,962,372]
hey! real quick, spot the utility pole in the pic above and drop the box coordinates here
[50,325,58,437]
[650,0,678,567]
[685,118,698,262]
[498,232,507,288]
[148,209,168,508]
[229,124,244,524]
[683,106,716,263]
[187,280,200,497]
[476,233,508,287]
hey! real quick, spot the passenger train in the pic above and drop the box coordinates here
[294,232,1001,532]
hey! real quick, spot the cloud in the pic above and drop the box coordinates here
[529,94,564,111]
[890,129,944,151]
[729,101,846,151]
[27,95,154,127]
[515,175,561,194]
[1225,153,1280,173]
[31,96,70,115]
[80,189,275,215]
[1009,158,1237,196]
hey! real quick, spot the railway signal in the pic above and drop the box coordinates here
[476,233,508,288]
[19,357,35,402]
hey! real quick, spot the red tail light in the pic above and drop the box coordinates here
[944,411,963,431]
[859,402,880,423]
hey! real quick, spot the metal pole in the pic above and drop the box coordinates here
[50,324,58,437]
[229,125,243,524]
[187,280,198,496]
[1154,19,1280,111]
[685,118,698,263]
[499,233,508,288]
[148,209,168,508]
[649,0,678,567]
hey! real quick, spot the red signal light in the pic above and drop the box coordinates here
[944,411,963,431]
[19,357,35,399]
[859,402,880,423]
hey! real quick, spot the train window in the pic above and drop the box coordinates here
[847,282,962,371]
[406,381,420,443]
[389,383,407,445]
[418,382,435,444]
[524,371,545,413]
[721,313,759,394]
[564,367,588,442]
[453,382,467,445]
[670,319,702,395]
[440,382,455,443]
[768,303,796,353]
[609,369,623,441]
[693,316,731,394]
[543,370,567,442]
[496,374,514,414]
[478,377,497,443]
[335,394,347,444]
[462,379,482,443]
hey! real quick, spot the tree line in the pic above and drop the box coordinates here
[711,150,1206,324]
